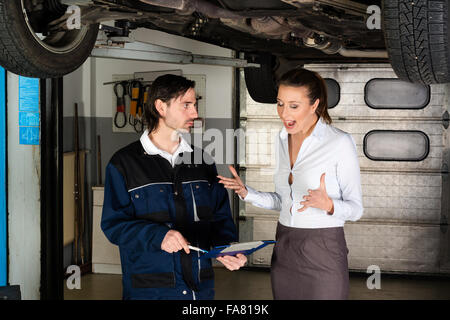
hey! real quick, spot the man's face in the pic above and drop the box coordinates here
[158,87,199,134]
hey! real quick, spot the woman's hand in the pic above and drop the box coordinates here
[217,165,248,199]
[298,173,334,214]
[216,254,247,271]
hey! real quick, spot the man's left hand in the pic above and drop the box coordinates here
[216,254,247,271]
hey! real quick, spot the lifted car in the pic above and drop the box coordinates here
[0,0,448,103]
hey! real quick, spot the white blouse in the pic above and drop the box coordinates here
[243,118,363,229]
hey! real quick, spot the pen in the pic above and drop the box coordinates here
[188,245,208,253]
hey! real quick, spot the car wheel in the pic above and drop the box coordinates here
[0,0,99,78]
[382,0,450,84]
[244,53,278,104]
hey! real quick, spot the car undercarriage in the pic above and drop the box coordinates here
[0,0,449,101]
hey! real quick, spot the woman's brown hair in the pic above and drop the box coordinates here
[277,68,332,124]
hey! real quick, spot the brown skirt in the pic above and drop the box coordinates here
[271,222,349,300]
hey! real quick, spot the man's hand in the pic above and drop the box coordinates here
[298,173,334,214]
[161,230,190,254]
[216,254,247,271]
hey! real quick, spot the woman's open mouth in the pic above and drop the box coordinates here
[284,120,296,129]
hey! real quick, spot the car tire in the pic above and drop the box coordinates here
[0,0,99,78]
[382,0,450,84]
[244,53,278,104]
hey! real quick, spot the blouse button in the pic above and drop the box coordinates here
[195,185,199,189]
[182,290,187,295]
[134,194,139,199]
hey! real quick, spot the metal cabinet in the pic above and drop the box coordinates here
[91,187,122,274]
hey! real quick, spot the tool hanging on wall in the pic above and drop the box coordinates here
[135,85,151,133]
[113,81,128,128]
[97,135,102,186]
[143,84,151,105]
[73,103,85,266]
[103,78,143,86]
[129,80,144,133]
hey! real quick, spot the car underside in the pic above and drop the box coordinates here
[0,0,449,102]
[51,0,388,62]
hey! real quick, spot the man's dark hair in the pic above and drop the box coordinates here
[144,74,195,133]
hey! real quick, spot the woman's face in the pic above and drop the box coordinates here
[277,84,319,136]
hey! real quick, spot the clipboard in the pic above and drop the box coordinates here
[200,240,275,259]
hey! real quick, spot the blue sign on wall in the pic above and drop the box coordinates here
[0,67,6,286]
[19,77,39,112]
[19,126,40,145]
[19,112,40,127]
[18,76,40,145]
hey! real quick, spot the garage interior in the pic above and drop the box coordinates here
[1,24,450,300]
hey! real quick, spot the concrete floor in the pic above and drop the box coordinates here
[64,267,450,300]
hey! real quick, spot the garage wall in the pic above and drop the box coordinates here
[64,27,235,178]
[7,73,41,299]
[62,28,236,268]
[240,63,450,275]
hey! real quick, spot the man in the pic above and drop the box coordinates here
[101,74,247,300]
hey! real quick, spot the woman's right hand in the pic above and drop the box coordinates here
[217,165,248,199]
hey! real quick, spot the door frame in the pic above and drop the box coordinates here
[0,67,6,286]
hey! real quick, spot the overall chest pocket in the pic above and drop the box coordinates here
[190,181,214,221]
[130,184,172,223]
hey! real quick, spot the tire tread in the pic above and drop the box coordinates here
[0,1,98,78]
[383,0,450,84]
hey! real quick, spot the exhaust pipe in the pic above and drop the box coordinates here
[304,36,388,59]
[139,0,243,19]
[338,48,388,59]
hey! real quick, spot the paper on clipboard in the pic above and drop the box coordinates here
[220,241,266,253]
[201,240,275,259]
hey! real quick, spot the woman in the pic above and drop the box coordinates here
[218,68,363,300]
